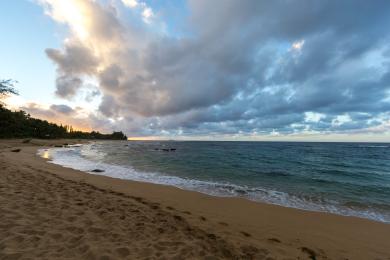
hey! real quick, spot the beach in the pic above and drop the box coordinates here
[1,139,390,259]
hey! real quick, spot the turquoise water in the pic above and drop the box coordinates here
[41,141,390,223]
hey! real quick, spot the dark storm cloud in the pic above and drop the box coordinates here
[42,0,390,136]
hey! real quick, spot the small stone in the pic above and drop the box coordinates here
[91,169,105,173]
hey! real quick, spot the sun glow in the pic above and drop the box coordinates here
[41,150,50,159]
[291,39,305,50]
[40,0,90,40]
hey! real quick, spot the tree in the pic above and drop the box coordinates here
[0,79,18,105]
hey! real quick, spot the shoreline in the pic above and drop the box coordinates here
[1,139,390,259]
[41,143,389,224]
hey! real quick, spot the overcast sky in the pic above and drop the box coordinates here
[2,0,390,141]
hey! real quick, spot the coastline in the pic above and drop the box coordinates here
[1,139,389,259]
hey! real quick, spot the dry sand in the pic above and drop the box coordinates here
[0,139,389,259]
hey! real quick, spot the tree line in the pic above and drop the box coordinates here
[0,79,127,140]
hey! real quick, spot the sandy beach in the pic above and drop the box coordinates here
[0,139,389,259]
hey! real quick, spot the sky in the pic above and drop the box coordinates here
[1,0,390,141]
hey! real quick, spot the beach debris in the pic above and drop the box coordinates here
[11,148,21,152]
[91,169,105,173]
[54,145,63,148]
[170,148,177,151]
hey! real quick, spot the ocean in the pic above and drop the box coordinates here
[39,141,390,223]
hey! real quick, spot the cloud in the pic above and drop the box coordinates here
[121,0,138,8]
[46,44,98,75]
[54,75,82,99]
[21,102,114,133]
[37,0,390,138]
[50,104,75,115]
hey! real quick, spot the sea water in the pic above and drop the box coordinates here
[39,141,390,223]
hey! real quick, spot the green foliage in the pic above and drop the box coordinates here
[0,105,127,140]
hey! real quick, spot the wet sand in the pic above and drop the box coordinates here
[0,139,389,259]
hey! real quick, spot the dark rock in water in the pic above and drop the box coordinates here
[235,189,247,195]
[91,169,105,173]
[63,143,68,146]
[54,145,63,148]
[11,149,21,153]
[158,148,176,152]
[22,139,31,143]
